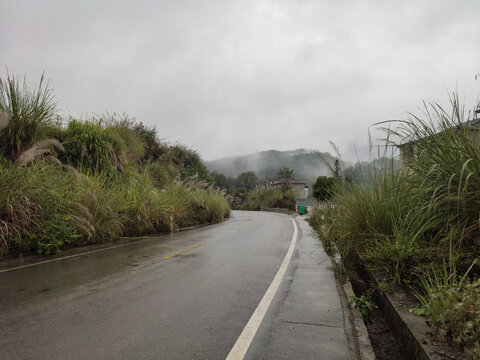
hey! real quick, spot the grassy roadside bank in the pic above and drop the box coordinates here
[308,96,480,358]
[0,74,230,258]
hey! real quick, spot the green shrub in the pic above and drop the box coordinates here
[63,119,123,173]
[420,279,480,357]
[0,161,80,256]
[164,144,209,180]
[35,214,81,255]
[188,188,231,225]
[350,295,373,317]
[239,186,296,211]
[236,171,258,190]
[312,176,337,200]
[364,227,421,284]
[132,122,168,162]
[145,161,177,188]
[102,113,145,164]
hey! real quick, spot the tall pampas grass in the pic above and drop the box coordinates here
[0,73,56,161]
[17,138,64,166]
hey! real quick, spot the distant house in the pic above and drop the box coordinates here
[397,118,480,163]
[267,177,309,199]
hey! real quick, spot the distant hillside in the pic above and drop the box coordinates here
[206,149,344,186]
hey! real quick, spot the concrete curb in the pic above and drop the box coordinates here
[177,215,230,232]
[177,222,213,232]
[330,253,376,360]
[362,269,464,360]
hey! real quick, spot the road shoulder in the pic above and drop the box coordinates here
[246,215,351,360]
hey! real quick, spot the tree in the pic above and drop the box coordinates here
[312,176,337,201]
[133,122,167,162]
[236,171,258,190]
[277,166,294,178]
[166,144,209,180]
[333,159,342,180]
[210,171,235,190]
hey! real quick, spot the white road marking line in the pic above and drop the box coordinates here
[226,217,298,360]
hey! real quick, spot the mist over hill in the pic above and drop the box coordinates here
[205,149,344,186]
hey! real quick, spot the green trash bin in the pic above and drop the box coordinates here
[298,205,306,215]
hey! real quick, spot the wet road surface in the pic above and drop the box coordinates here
[0,211,295,359]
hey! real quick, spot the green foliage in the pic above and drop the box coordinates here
[0,161,79,256]
[71,172,127,242]
[187,187,231,225]
[333,159,341,180]
[377,280,393,295]
[145,161,177,188]
[364,225,425,284]
[421,279,480,357]
[210,171,235,190]
[307,206,335,254]
[343,158,400,184]
[63,120,120,173]
[408,307,425,316]
[0,73,56,160]
[308,95,480,357]
[0,159,231,258]
[0,73,231,259]
[132,122,168,162]
[350,295,373,317]
[236,171,258,189]
[35,214,80,255]
[165,144,208,180]
[238,186,296,211]
[277,166,294,178]
[312,176,337,200]
[102,113,145,164]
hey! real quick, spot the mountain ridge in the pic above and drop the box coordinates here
[205,148,344,186]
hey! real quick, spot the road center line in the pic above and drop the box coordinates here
[226,217,298,360]
[163,243,205,259]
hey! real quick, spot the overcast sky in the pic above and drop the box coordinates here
[1,0,479,161]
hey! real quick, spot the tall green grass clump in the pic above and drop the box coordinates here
[101,113,145,163]
[63,119,127,173]
[0,161,79,256]
[308,95,480,355]
[0,73,56,161]
[187,187,231,225]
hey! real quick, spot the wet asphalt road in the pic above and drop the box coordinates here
[0,211,295,359]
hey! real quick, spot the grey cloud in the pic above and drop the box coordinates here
[1,0,479,161]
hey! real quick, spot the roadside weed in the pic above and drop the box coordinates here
[350,295,373,317]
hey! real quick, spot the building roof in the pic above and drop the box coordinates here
[269,177,306,186]
[397,118,480,149]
